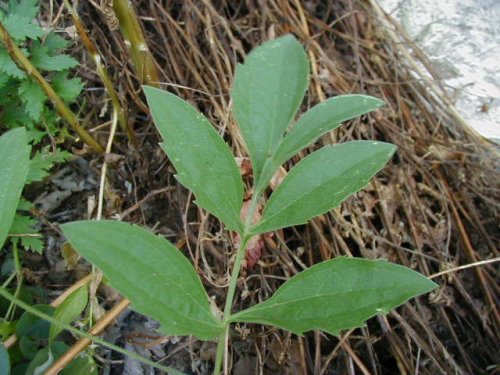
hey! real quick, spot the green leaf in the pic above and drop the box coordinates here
[17,198,34,211]
[0,49,24,78]
[26,342,68,375]
[0,343,9,375]
[18,78,47,121]
[62,353,98,375]
[2,102,34,130]
[231,34,309,183]
[256,95,385,194]
[51,72,84,102]
[61,220,224,340]
[26,147,71,184]
[0,128,31,247]
[49,283,88,344]
[2,13,43,41]
[7,0,39,21]
[252,141,396,234]
[16,305,55,339]
[30,42,78,72]
[9,214,43,253]
[230,257,437,335]
[19,335,39,360]
[144,86,244,232]
[0,319,16,339]
[43,33,69,50]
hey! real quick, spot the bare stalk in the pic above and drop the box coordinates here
[0,21,104,153]
[64,0,137,146]
[112,0,159,86]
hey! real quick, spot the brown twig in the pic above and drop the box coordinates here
[44,298,130,375]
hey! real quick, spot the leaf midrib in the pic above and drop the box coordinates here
[232,284,420,317]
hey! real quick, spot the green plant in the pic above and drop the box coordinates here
[0,128,95,373]
[0,0,84,143]
[60,35,437,374]
[0,0,81,252]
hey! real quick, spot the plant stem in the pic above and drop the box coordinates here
[112,0,159,86]
[0,21,104,153]
[63,0,136,146]
[214,191,261,374]
[0,286,184,375]
[221,234,251,320]
[5,243,22,321]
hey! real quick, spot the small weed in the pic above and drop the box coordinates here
[60,35,438,374]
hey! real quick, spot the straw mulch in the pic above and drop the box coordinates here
[53,1,499,374]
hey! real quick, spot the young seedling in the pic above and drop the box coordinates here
[61,35,437,374]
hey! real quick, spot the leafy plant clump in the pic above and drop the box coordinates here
[0,0,84,140]
[61,35,437,373]
[0,0,83,252]
[0,128,96,373]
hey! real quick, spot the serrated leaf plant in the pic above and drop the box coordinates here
[1,0,76,253]
[61,35,437,374]
[0,0,84,141]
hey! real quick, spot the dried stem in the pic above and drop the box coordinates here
[64,0,137,146]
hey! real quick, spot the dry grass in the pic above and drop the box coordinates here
[41,1,499,373]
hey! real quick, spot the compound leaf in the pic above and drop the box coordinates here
[257,95,385,193]
[43,33,70,50]
[231,34,308,184]
[52,72,84,102]
[9,214,43,253]
[18,78,46,121]
[7,0,39,21]
[144,86,244,232]
[0,128,31,247]
[0,49,25,79]
[30,42,78,72]
[230,257,437,335]
[61,220,224,340]
[2,13,43,41]
[252,141,396,234]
